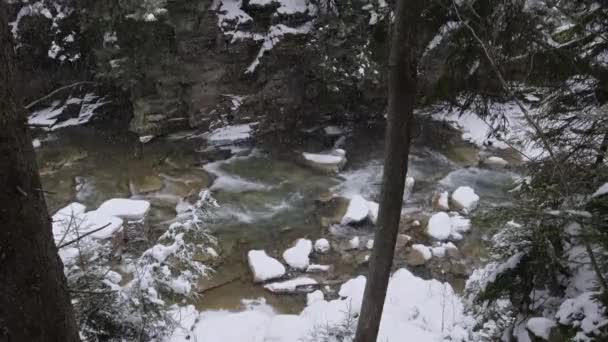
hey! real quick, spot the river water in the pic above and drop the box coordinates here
[34,120,519,315]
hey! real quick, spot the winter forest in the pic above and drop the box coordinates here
[1,0,607,341]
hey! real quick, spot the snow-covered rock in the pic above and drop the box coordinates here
[247,250,286,283]
[427,212,452,240]
[366,239,374,250]
[348,236,360,250]
[97,198,150,220]
[314,238,330,253]
[451,186,479,213]
[283,239,313,270]
[526,317,556,340]
[301,149,347,173]
[482,156,509,169]
[306,290,324,305]
[306,264,330,273]
[206,123,255,145]
[591,182,608,198]
[341,195,371,225]
[406,244,432,266]
[405,176,415,196]
[52,203,124,243]
[264,277,318,294]
[426,212,472,241]
[32,138,41,148]
[366,200,379,224]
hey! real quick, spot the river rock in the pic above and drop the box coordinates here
[481,155,509,169]
[405,244,432,266]
[97,198,151,221]
[395,234,412,250]
[314,238,331,253]
[451,186,480,213]
[283,239,313,270]
[264,277,318,294]
[301,149,347,173]
[432,191,450,211]
[248,250,286,283]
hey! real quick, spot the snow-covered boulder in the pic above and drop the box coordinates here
[306,290,324,305]
[366,200,379,224]
[427,212,452,240]
[482,156,509,169]
[314,238,330,253]
[348,236,360,250]
[206,123,255,145]
[341,195,373,225]
[526,317,556,341]
[97,198,151,220]
[52,202,124,242]
[264,277,318,294]
[283,239,313,270]
[301,149,347,173]
[451,186,479,213]
[427,212,471,241]
[247,250,286,283]
[406,244,432,266]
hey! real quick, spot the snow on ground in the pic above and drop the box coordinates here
[526,317,556,340]
[452,186,479,214]
[248,250,286,282]
[429,101,543,159]
[264,277,317,293]
[97,198,150,220]
[28,94,108,130]
[166,268,470,342]
[283,239,312,270]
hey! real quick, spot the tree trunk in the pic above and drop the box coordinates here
[353,0,424,341]
[0,6,80,342]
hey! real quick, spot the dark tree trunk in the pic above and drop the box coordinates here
[0,5,80,342]
[353,0,424,341]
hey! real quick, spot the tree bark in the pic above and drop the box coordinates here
[353,0,424,341]
[0,5,80,342]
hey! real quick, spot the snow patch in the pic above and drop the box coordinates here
[248,250,286,283]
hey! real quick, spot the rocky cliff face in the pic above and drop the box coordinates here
[7,0,457,136]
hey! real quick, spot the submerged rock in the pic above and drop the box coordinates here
[129,175,164,195]
[248,250,286,283]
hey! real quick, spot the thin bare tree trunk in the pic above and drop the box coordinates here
[0,5,80,342]
[353,0,424,341]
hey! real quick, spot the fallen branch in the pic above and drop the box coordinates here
[25,81,98,109]
[198,275,242,294]
[57,223,112,249]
